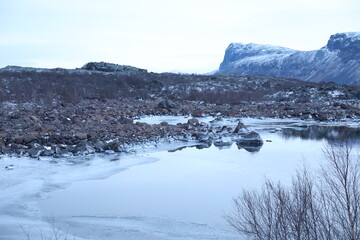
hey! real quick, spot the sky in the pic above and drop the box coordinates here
[0,0,359,73]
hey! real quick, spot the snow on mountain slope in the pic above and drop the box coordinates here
[218,32,360,85]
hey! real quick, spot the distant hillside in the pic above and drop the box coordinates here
[217,32,360,85]
[0,62,359,105]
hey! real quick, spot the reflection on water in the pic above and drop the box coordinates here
[168,141,263,153]
[167,125,360,154]
[236,142,262,152]
[281,126,360,143]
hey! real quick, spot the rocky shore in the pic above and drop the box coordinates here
[0,99,266,158]
[1,96,360,158]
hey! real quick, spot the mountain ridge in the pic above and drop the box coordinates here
[217,32,360,85]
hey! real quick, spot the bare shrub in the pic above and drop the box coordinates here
[226,143,360,240]
[19,217,72,240]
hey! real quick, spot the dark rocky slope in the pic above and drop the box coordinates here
[218,32,360,85]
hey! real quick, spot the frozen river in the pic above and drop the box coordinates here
[1,117,360,240]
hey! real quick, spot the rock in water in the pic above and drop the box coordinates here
[237,131,264,147]
[72,142,96,156]
[233,122,248,134]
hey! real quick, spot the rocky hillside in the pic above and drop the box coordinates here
[2,62,358,105]
[217,32,360,85]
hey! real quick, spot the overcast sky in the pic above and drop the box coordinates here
[0,0,359,73]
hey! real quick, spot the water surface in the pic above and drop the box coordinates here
[37,118,360,240]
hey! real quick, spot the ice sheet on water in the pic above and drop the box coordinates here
[0,153,160,240]
[45,215,240,240]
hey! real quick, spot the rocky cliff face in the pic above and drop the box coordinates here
[217,32,360,85]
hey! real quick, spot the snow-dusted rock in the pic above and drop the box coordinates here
[81,62,147,74]
[237,131,263,147]
[72,142,96,156]
[214,136,233,148]
[233,122,249,134]
[218,32,360,85]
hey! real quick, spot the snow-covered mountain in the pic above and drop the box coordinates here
[217,32,360,85]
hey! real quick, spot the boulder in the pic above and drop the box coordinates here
[233,122,248,134]
[117,117,134,124]
[157,99,177,110]
[93,140,106,152]
[75,133,88,140]
[103,141,123,152]
[28,147,45,158]
[237,131,263,147]
[192,110,206,117]
[53,145,73,158]
[194,132,211,143]
[10,143,28,151]
[72,142,95,156]
[14,135,24,144]
[187,118,199,126]
[23,135,38,144]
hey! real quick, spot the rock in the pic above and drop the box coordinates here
[117,117,134,124]
[72,142,95,156]
[219,125,231,133]
[41,148,55,156]
[159,121,169,127]
[29,115,41,122]
[192,110,206,117]
[210,117,223,123]
[5,164,14,170]
[194,133,211,142]
[14,135,24,144]
[75,133,88,140]
[93,140,106,152]
[233,122,248,134]
[315,114,328,122]
[10,143,28,151]
[157,99,177,109]
[103,141,123,152]
[0,146,11,154]
[187,118,199,126]
[28,147,44,158]
[23,135,38,144]
[82,62,147,74]
[195,142,212,149]
[53,145,73,158]
[237,131,263,147]
[168,146,189,153]
[8,112,21,119]
[0,132,7,139]
[327,32,360,63]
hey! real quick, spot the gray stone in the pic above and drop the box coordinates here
[72,142,95,156]
[28,147,44,158]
